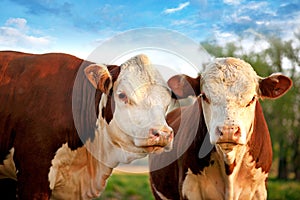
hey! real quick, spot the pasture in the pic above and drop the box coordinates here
[97,173,300,200]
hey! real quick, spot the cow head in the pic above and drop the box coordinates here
[168,57,292,164]
[84,54,174,154]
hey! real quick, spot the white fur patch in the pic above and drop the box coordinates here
[0,148,17,180]
[182,151,268,199]
[48,115,149,200]
[49,143,112,200]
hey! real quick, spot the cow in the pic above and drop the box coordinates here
[149,57,292,200]
[0,51,174,199]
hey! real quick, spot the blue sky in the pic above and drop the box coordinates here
[0,0,299,58]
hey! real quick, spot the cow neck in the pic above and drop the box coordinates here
[87,118,147,169]
[248,101,273,173]
[210,103,269,199]
[49,143,113,199]
[50,94,146,199]
[91,93,147,168]
[49,104,116,199]
[209,144,268,199]
[213,144,248,199]
[212,114,253,198]
[49,111,145,200]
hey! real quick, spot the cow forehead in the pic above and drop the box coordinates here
[116,54,169,99]
[120,54,166,84]
[201,58,258,104]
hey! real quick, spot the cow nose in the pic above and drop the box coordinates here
[150,126,174,140]
[216,125,241,142]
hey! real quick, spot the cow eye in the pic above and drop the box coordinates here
[246,96,256,107]
[118,92,128,103]
[200,93,210,104]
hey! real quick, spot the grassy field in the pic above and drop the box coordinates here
[267,178,300,200]
[96,173,300,200]
[97,173,154,200]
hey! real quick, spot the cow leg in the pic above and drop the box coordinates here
[0,178,17,200]
[16,162,52,200]
[14,145,53,200]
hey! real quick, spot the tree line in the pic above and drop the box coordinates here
[201,33,300,180]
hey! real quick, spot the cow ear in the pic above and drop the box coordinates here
[84,64,113,94]
[167,74,200,99]
[259,73,292,99]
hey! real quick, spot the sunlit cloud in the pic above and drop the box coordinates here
[163,2,190,14]
[223,0,242,5]
[0,18,52,51]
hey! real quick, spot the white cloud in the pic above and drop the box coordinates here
[163,2,190,14]
[243,1,269,11]
[171,19,193,26]
[0,18,52,51]
[223,0,242,5]
[212,29,239,46]
[255,20,269,25]
[225,12,252,24]
[5,18,28,30]
[211,28,271,55]
[268,12,300,41]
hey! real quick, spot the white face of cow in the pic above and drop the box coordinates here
[200,58,292,163]
[85,55,173,154]
[112,55,173,153]
[200,58,258,148]
[168,57,292,164]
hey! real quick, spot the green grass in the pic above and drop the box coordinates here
[96,174,300,200]
[267,178,300,200]
[96,173,154,200]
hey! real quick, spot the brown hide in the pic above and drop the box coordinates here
[0,51,119,199]
[248,102,273,172]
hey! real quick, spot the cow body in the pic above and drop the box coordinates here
[0,51,174,199]
[149,57,292,200]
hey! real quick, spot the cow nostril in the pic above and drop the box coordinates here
[153,132,160,137]
[217,125,240,138]
[151,129,160,137]
[150,126,173,139]
[170,129,174,136]
[216,127,223,136]
[234,127,241,137]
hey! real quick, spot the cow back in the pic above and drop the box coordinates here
[0,51,98,163]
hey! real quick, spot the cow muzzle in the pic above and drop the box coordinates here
[144,125,174,153]
[215,125,242,152]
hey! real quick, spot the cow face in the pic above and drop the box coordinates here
[168,57,292,163]
[200,58,260,148]
[85,55,173,154]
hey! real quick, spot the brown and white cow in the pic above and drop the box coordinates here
[149,57,292,200]
[0,51,174,199]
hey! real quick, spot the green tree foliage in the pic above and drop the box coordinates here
[201,33,300,180]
